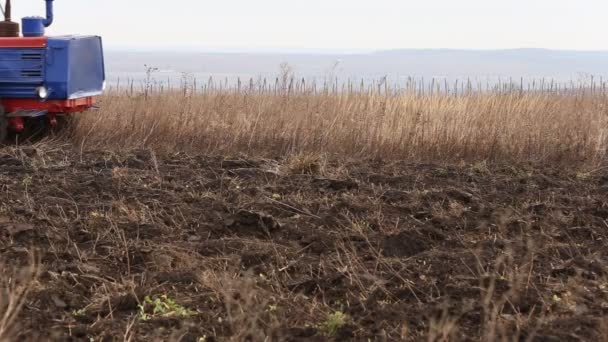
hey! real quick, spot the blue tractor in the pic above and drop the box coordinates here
[0,0,105,141]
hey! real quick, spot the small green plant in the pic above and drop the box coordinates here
[319,311,350,336]
[266,304,278,313]
[138,295,196,321]
[72,308,87,317]
[21,176,33,187]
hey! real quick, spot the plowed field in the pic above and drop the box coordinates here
[0,147,607,341]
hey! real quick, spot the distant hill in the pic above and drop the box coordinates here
[369,49,608,80]
[105,48,608,84]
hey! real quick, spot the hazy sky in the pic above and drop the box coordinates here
[11,0,608,51]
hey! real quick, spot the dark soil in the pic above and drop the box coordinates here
[0,147,607,341]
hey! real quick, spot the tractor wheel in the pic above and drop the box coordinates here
[18,116,49,143]
[0,108,7,144]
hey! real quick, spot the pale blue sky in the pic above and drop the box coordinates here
[12,0,608,51]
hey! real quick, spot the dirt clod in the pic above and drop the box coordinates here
[381,231,431,257]
[312,177,358,191]
[224,210,281,236]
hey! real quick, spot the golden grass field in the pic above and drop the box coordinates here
[73,88,608,166]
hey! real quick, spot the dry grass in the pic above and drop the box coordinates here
[0,253,39,341]
[71,90,608,165]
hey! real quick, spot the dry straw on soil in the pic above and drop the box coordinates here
[71,83,608,165]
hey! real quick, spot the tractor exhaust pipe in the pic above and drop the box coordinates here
[0,0,19,37]
[43,0,54,28]
[5,0,12,22]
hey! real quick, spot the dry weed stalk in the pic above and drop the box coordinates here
[428,307,459,342]
[199,271,280,341]
[601,317,608,342]
[0,253,40,341]
[474,241,538,342]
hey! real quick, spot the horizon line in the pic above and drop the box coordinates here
[104,46,608,54]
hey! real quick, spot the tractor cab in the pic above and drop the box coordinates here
[0,0,105,141]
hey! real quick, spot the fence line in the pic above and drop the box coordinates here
[107,75,608,98]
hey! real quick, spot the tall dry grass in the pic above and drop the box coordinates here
[72,89,608,165]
